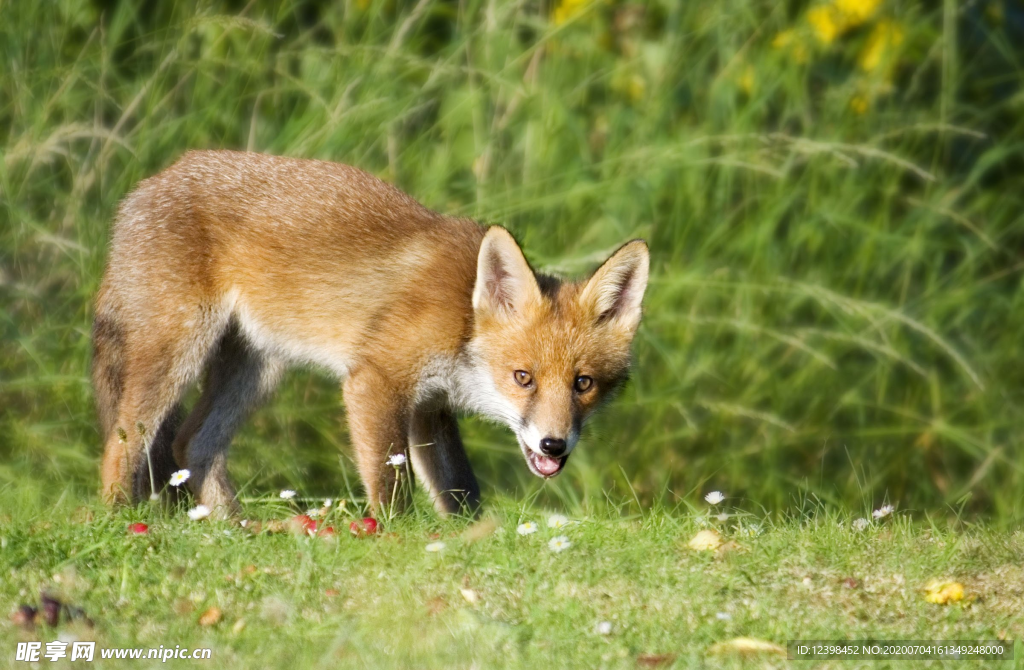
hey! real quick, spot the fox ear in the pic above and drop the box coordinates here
[579,240,649,332]
[473,227,542,317]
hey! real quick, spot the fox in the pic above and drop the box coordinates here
[92,150,649,517]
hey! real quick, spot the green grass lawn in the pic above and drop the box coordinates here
[2,492,1021,669]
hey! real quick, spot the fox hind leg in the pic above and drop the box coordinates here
[132,403,185,502]
[100,310,228,505]
[173,326,283,517]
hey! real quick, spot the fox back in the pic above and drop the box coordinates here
[94,150,649,516]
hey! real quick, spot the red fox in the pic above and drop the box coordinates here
[93,151,649,516]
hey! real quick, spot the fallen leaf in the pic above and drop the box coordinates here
[232,618,246,634]
[923,580,964,604]
[261,520,287,534]
[463,517,498,543]
[716,540,742,557]
[688,529,723,551]
[842,577,860,589]
[198,607,222,626]
[708,637,786,656]
[425,596,447,615]
[637,652,676,667]
[460,588,479,605]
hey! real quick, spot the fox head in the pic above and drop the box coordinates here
[468,227,649,479]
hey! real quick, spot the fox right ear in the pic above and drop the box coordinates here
[473,227,542,318]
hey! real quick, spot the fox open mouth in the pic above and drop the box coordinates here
[522,445,569,478]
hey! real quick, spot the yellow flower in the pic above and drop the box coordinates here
[834,0,882,26]
[552,0,591,25]
[807,6,840,44]
[771,29,795,50]
[738,65,755,95]
[923,580,964,605]
[850,95,869,115]
[859,20,904,72]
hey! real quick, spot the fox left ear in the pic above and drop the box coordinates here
[579,240,649,332]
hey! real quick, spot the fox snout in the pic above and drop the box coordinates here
[539,437,566,457]
[520,414,580,457]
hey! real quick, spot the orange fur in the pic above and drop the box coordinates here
[92,150,648,516]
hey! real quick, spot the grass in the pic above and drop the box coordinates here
[2,492,1022,669]
[2,0,1024,516]
[1,0,1024,666]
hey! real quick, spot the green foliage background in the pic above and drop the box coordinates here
[2,0,1023,519]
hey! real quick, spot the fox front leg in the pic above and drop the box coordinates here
[343,368,413,515]
[409,406,481,516]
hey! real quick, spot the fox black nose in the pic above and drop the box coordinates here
[540,438,567,457]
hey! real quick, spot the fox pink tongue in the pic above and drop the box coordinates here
[534,454,561,476]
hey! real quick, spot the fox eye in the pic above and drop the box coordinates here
[574,375,594,393]
[514,370,533,387]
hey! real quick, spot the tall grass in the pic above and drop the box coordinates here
[1,0,1023,519]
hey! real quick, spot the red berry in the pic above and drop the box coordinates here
[128,523,149,535]
[290,514,317,535]
[349,517,378,537]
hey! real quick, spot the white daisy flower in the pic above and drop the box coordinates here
[169,469,190,487]
[547,514,570,529]
[386,453,407,467]
[596,621,613,635]
[872,505,894,520]
[704,491,725,505]
[852,518,870,531]
[279,490,297,500]
[306,508,321,518]
[187,505,210,521]
[548,536,571,552]
[323,498,332,508]
[425,541,446,553]
[517,522,538,535]
[715,513,730,522]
